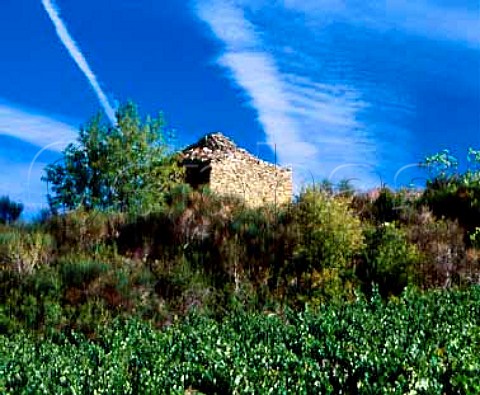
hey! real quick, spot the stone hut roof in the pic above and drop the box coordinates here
[181,132,291,172]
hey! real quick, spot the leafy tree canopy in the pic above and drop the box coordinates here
[43,102,184,214]
[420,148,480,240]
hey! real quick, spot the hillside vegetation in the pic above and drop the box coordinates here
[1,104,480,393]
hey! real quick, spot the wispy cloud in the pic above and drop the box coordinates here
[283,0,480,48]
[195,1,317,169]
[0,102,77,150]
[193,0,479,190]
[41,0,116,124]
[193,0,381,189]
[0,102,78,216]
[389,0,480,47]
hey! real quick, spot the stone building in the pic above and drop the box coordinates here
[180,133,293,207]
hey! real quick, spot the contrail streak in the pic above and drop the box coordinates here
[41,0,116,124]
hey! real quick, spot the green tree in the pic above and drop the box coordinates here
[43,102,183,213]
[336,178,355,197]
[421,149,458,182]
[420,148,480,241]
[0,196,24,224]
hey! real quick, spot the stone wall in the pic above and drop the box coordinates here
[181,133,293,207]
[209,154,292,207]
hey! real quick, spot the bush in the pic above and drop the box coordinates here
[357,223,420,297]
[0,228,54,274]
[290,188,364,302]
[58,257,109,289]
[293,188,364,270]
[405,210,468,288]
[419,147,480,241]
[152,256,217,317]
[0,265,63,333]
[420,181,480,242]
[351,188,419,225]
[46,209,123,253]
[117,186,241,261]
[229,204,296,293]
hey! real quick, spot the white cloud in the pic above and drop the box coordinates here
[218,51,317,162]
[193,0,380,189]
[41,0,117,124]
[386,1,480,47]
[0,102,79,216]
[0,102,77,150]
[194,0,258,49]
[282,0,480,48]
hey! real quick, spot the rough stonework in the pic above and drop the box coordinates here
[180,133,293,207]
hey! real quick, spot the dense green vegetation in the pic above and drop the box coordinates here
[1,287,480,394]
[1,105,480,393]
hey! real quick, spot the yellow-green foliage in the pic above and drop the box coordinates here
[0,228,53,274]
[290,188,364,303]
[293,187,364,271]
[470,227,480,249]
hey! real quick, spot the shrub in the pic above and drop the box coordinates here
[0,228,54,274]
[357,223,420,297]
[58,257,109,289]
[352,188,419,225]
[229,204,296,293]
[151,255,217,317]
[405,210,468,288]
[290,188,364,301]
[420,181,480,241]
[293,188,364,270]
[117,186,241,262]
[371,187,404,224]
[0,265,63,333]
[419,148,480,240]
[46,209,123,253]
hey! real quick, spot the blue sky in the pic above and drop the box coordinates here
[1,0,479,216]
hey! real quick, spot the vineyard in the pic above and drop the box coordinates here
[1,109,480,393]
[1,286,479,394]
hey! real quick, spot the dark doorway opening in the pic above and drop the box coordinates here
[184,160,211,189]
